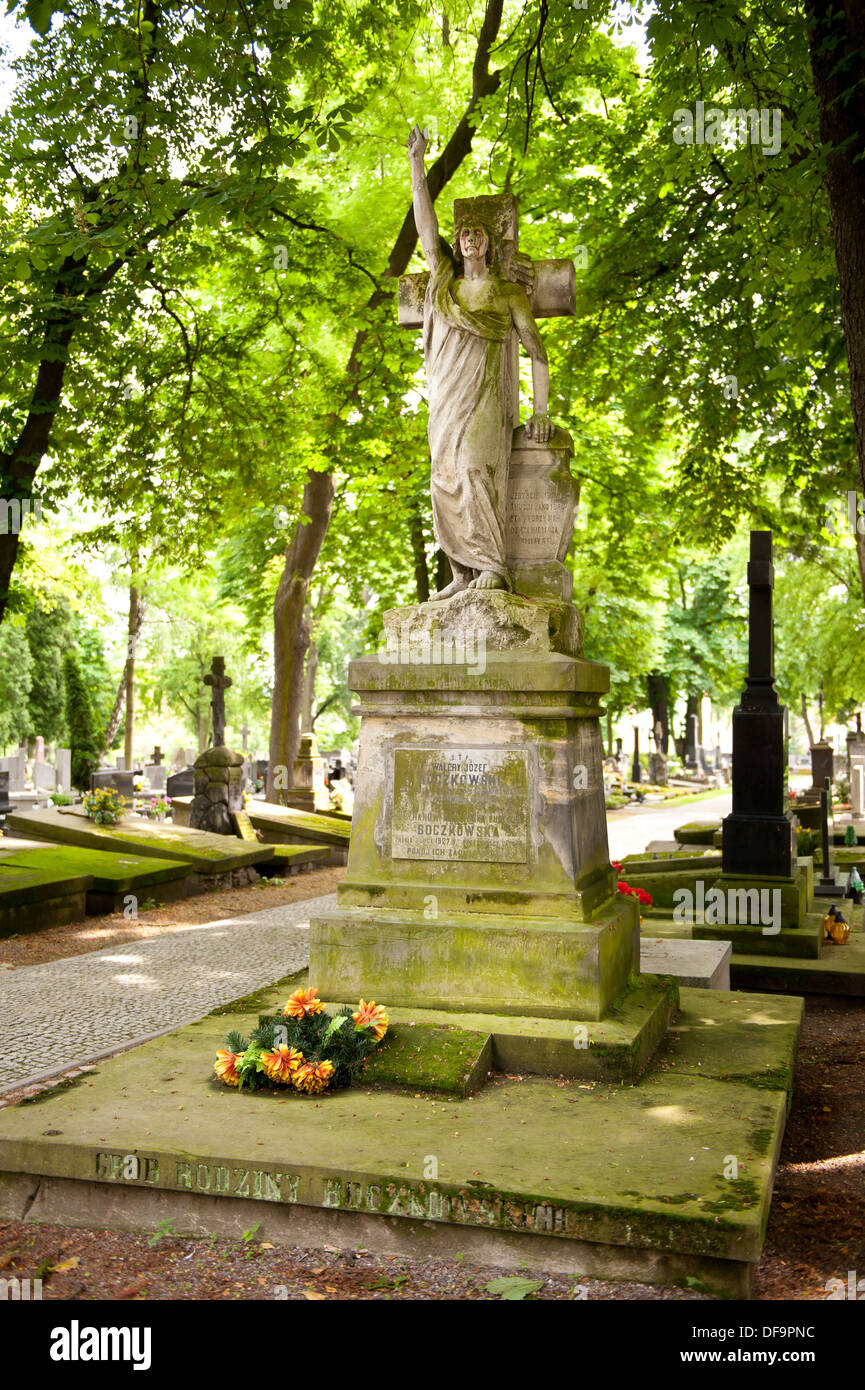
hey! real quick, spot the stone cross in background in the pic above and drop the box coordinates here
[150,745,164,765]
[204,656,232,748]
[241,721,250,751]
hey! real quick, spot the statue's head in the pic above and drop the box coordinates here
[453,222,494,267]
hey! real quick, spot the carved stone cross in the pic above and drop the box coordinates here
[204,656,232,748]
[240,721,250,751]
[150,745,164,765]
[398,191,576,426]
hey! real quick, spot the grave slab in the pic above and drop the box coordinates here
[640,937,731,990]
[0,982,799,1299]
[0,844,191,914]
[4,806,275,879]
[0,862,91,937]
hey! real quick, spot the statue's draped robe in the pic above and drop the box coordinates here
[423,258,514,580]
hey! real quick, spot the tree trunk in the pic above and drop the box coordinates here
[268,468,335,802]
[123,581,142,771]
[856,525,865,605]
[807,0,865,494]
[410,512,430,603]
[646,672,670,753]
[801,694,816,750]
[266,0,505,789]
[100,578,145,760]
[302,626,319,730]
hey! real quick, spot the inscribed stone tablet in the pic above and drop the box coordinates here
[392,748,529,863]
[233,811,259,842]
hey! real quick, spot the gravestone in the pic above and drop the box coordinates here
[145,764,167,791]
[0,753,25,792]
[721,532,796,879]
[240,721,250,752]
[166,767,195,798]
[631,727,642,783]
[116,755,126,770]
[311,170,650,1032]
[33,761,56,792]
[285,732,330,811]
[34,735,45,762]
[150,745,164,765]
[55,748,71,791]
[684,713,699,770]
[848,722,865,819]
[190,656,243,834]
[0,771,14,816]
[810,738,834,792]
[90,769,134,802]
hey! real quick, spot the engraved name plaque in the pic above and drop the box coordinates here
[391,747,529,863]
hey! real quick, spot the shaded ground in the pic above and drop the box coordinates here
[0,989,862,1299]
[753,994,865,1300]
[0,866,345,969]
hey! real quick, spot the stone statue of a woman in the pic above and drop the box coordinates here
[408,123,553,599]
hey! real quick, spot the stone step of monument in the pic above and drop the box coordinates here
[5,807,275,877]
[693,911,823,959]
[0,860,91,937]
[730,926,865,997]
[0,982,801,1299]
[639,937,731,989]
[0,843,190,914]
[352,974,676,1086]
[643,909,823,959]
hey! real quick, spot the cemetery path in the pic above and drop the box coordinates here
[0,894,335,1094]
[606,790,731,860]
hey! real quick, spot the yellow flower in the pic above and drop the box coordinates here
[283,985,325,1018]
[293,1060,335,1094]
[259,1045,304,1084]
[214,1049,242,1087]
[352,1000,389,1041]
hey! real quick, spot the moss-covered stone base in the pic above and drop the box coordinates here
[346,973,677,1088]
[309,893,639,1021]
[0,983,801,1300]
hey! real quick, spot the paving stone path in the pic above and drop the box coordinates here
[0,894,335,1094]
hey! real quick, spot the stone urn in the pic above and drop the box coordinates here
[189,746,244,835]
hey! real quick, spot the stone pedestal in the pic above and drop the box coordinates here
[285,732,330,812]
[189,746,244,835]
[310,591,647,1028]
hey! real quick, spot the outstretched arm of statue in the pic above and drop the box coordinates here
[510,287,552,444]
[408,123,440,271]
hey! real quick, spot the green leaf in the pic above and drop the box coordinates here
[484,1277,544,1301]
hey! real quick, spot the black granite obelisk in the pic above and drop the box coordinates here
[722,531,797,878]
